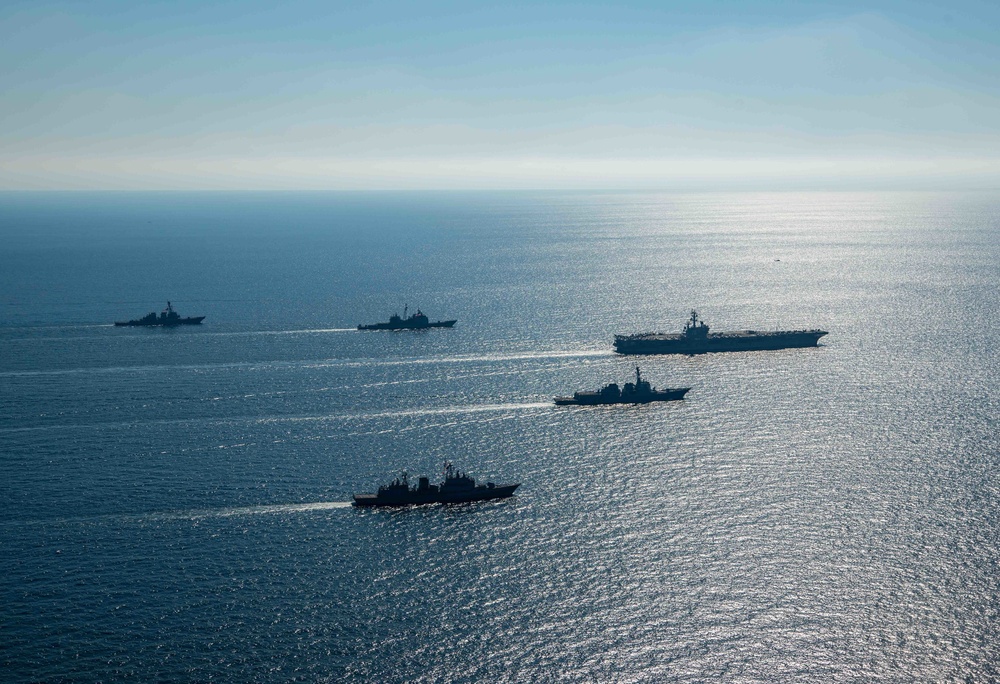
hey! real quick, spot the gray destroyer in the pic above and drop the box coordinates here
[614,310,827,355]
[352,463,519,507]
[114,302,205,327]
[554,366,690,405]
[358,305,456,331]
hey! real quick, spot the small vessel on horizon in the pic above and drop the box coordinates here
[114,302,205,327]
[357,305,456,331]
[352,463,519,507]
[614,310,827,355]
[554,366,690,405]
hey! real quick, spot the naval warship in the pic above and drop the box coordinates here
[352,463,519,507]
[554,366,690,405]
[114,302,205,327]
[614,310,827,355]
[357,305,456,331]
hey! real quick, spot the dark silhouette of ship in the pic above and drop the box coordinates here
[554,366,690,405]
[357,305,456,331]
[614,310,827,355]
[352,463,519,507]
[114,302,205,327]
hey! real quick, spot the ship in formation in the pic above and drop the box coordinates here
[554,366,690,405]
[357,305,456,331]
[614,310,827,355]
[352,463,519,507]
[114,302,205,327]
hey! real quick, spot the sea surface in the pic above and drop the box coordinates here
[1,191,998,682]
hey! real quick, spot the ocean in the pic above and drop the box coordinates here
[1,191,998,682]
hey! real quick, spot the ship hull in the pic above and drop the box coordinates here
[554,388,690,405]
[357,319,457,331]
[352,483,519,507]
[614,330,827,355]
[114,316,205,327]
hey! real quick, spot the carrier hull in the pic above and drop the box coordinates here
[614,330,827,355]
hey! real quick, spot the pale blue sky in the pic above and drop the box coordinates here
[2,0,999,189]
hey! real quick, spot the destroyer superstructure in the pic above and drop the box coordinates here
[357,305,456,331]
[554,367,690,405]
[114,302,205,327]
[614,310,827,355]
[352,463,519,507]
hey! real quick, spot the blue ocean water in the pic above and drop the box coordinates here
[1,191,998,682]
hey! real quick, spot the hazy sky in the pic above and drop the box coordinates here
[2,0,999,190]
